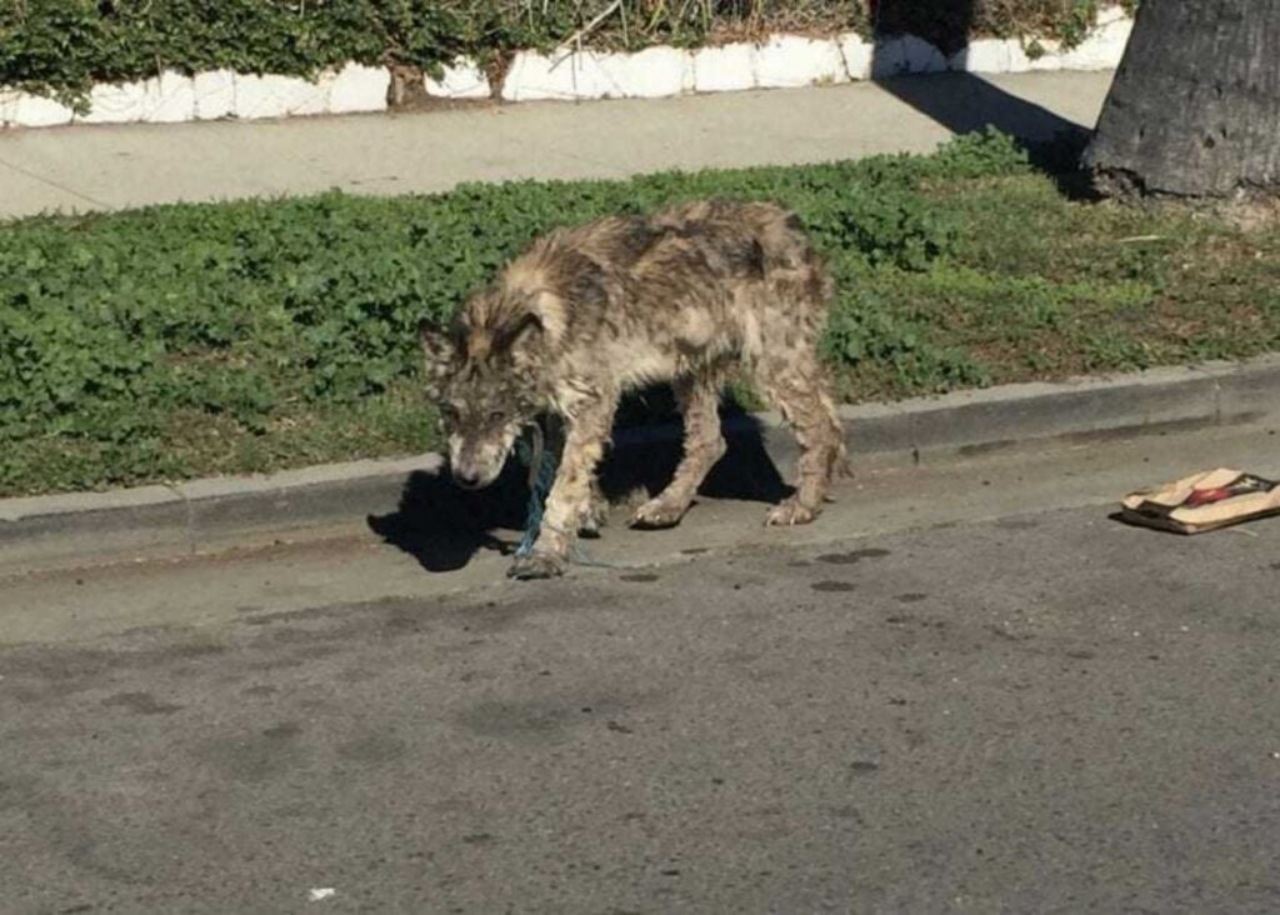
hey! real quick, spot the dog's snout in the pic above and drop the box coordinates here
[453,468,483,489]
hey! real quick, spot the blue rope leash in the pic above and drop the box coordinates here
[513,426,558,559]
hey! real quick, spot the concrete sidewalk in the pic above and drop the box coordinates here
[0,70,1112,219]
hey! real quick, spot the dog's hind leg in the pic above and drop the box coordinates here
[751,351,845,527]
[510,395,617,580]
[631,370,727,530]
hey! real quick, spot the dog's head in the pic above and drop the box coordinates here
[419,298,549,490]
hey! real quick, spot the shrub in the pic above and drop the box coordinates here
[1,1,1129,111]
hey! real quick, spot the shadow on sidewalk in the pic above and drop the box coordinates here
[871,0,1093,184]
[367,411,789,574]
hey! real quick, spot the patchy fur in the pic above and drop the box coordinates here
[421,200,847,579]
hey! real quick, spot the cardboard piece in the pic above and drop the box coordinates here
[1120,468,1280,534]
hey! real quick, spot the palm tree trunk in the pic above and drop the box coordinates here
[1083,0,1280,198]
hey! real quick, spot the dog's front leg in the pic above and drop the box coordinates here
[509,399,615,580]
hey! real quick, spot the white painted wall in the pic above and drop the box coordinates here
[0,7,1133,129]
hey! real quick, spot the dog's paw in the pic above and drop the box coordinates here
[629,498,687,530]
[764,498,818,527]
[508,551,568,580]
[579,503,608,539]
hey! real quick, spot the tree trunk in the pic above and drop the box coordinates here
[1083,0,1280,198]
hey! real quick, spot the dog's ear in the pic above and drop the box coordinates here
[527,290,568,344]
[493,310,545,357]
[487,290,565,367]
[418,316,459,399]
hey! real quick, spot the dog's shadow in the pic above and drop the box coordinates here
[367,411,790,573]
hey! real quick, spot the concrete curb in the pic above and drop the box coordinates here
[0,455,442,576]
[3,357,1278,576]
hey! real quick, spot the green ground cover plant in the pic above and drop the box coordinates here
[2,129,1275,497]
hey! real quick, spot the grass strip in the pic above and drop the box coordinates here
[2,129,1276,497]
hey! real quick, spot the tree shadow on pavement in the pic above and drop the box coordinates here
[367,411,789,574]
[871,0,1094,187]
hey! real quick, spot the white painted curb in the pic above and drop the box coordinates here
[0,6,1132,129]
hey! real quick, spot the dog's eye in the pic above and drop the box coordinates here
[489,410,507,423]
[439,405,460,423]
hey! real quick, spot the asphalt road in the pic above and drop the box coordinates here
[3,425,1279,914]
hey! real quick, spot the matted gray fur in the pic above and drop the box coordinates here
[420,199,848,579]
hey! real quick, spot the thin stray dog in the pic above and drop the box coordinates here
[420,199,847,580]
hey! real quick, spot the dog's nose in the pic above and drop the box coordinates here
[453,469,482,489]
